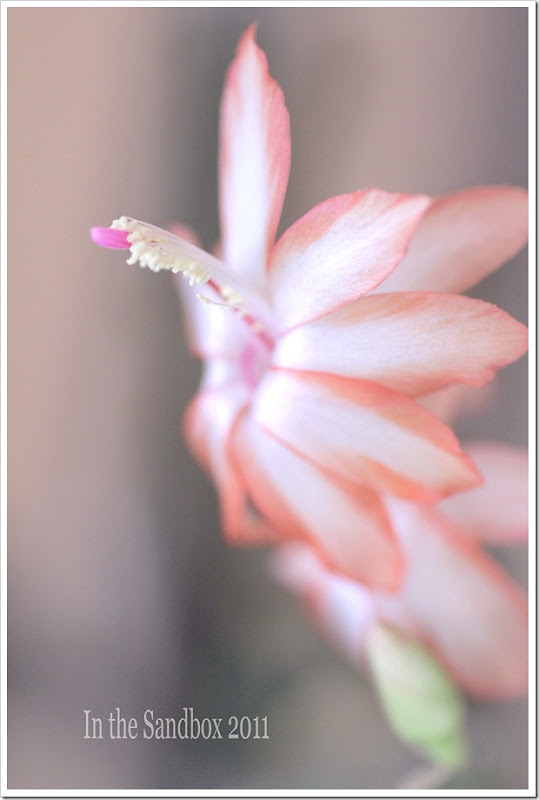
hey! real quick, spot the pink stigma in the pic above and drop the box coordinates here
[90,227,130,249]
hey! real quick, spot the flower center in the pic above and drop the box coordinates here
[240,340,272,391]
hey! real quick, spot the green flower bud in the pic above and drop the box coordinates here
[366,623,468,767]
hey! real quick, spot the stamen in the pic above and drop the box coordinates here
[109,216,273,350]
[195,293,231,308]
[111,216,210,286]
[198,279,273,350]
[220,285,245,307]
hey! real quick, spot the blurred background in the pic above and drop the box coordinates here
[8,5,528,791]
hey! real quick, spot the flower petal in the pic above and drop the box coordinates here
[271,543,375,665]
[440,442,528,543]
[272,543,420,650]
[252,369,481,502]
[269,190,430,331]
[232,413,403,591]
[228,506,281,547]
[390,500,528,699]
[379,186,528,294]
[270,542,326,594]
[273,292,528,396]
[219,24,291,286]
[183,377,249,540]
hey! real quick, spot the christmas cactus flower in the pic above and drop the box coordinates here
[91,26,528,593]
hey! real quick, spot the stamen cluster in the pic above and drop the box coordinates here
[111,216,210,286]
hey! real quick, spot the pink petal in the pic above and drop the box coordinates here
[226,506,281,547]
[273,292,528,396]
[389,500,528,699]
[232,413,403,591]
[90,226,130,249]
[271,544,375,665]
[379,186,528,294]
[219,24,291,286]
[183,379,250,539]
[268,190,430,331]
[270,542,324,593]
[440,442,528,543]
[183,364,280,549]
[252,369,481,502]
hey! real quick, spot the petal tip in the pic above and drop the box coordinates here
[236,21,261,54]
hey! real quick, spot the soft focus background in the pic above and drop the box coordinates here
[8,5,528,791]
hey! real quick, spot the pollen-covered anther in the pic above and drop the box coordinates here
[195,283,247,311]
[220,284,245,307]
[195,294,232,309]
[220,284,245,308]
[182,263,209,286]
[111,215,134,232]
[111,216,210,285]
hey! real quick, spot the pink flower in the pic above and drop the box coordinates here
[271,439,528,702]
[91,26,528,594]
